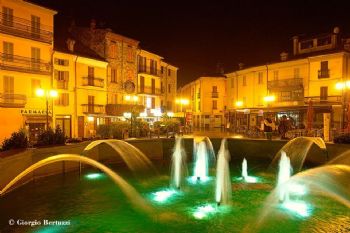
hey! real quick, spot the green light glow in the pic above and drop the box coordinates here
[85,173,104,180]
[281,200,311,217]
[152,189,177,203]
[192,204,218,219]
[288,183,307,196]
[234,176,261,183]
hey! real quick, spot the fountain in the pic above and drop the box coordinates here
[83,139,157,176]
[277,151,292,202]
[270,137,327,173]
[170,137,188,189]
[328,150,350,166]
[242,158,248,179]
[215,139,231,205]
[0,154,154,214]
[193,141,209,181]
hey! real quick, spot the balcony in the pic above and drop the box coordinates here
[304,96,341,104]
[138,67,163,77]
[0,93,26,108]
[0,53,51,75]
[82,77,104,88]
[197,93,201,99]
[105,104,145,116]
[82,104,105,114]
[318,69,330,79]
[0,12,53,44]
[138,87,162,95]
[267,78,303,90]
[212,92,219,98]
[57,80,68,89]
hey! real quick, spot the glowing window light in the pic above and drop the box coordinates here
[125,95,131,101]
[263,95,275,102]
[87,116,94,122]
[167,112,174,117]
[235,101,243,107]
[49,90,58,98]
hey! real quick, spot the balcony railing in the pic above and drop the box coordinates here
[0,53,51,75]
[138,87,162,95]
[105,104,145,116]
[267,78,303,90]
[304,96,341,103]
[57,80,68,89]
[318,69,330,79]
[82,77,104,88]
[212,92,219,98]
[82,104,105,114]
[0,93,26,108]
[138,66,163,77]
[0,12,53,43]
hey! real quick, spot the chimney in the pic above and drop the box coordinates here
[292,36,299,55]
[280,52,288,61]
[238,63,245,70]
[66,38,76,52]
[90,19,96,31]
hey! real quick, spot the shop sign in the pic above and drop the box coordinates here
[21,109,52,115]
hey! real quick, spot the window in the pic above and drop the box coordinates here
[31,47,40,70]
[138,56,146,72]
[151,97,155,109]
[140,76,145,92]
[280,91,291,101]
[54,58,69,66]
[258,72,264,84]
[151,78,155,94]
[3,76,14,94]
[31,15,40,36]
[2,7,13,27]
[150,59,157,75]
[212,86,218,93]
[198,101,200,111]
[167,101,172,110]
[319,61,329,78]
[230,78,234,88]
[212,100,217,110]
[56,93,69,106]
[294,68,300,78]
[54,70,69,81]
[88,66,94,77]
[146,97,152,108]
[110,41,117,58]
[320,86,328,100]
[111,68,117,83]
[161,66,164,74]
[112,94,118,104]
[273,71,278,81]
[242,75,247,86]
[168,69,171,76]
[300,40,313,49]
[88,95,94,113]
[3,41,13,61]
[127,45,134,62]
[168,84,171,93]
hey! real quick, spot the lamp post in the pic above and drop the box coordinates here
[36,88,58,129]
[235,101,244,132]
[125,95,139,137]
[335,81,350,129]
[175,98,189,127]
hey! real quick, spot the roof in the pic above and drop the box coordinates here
[54,29,106,62]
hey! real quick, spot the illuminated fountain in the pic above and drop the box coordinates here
[83,139,157,176]
[0,154,154,214]
[215,139,231,205]
[170,137,188,189]
[270,137,327,173]
[277,151,292,202]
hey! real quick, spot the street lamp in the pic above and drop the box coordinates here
[125,95,139,137]
[234,100,244,132]
[335,81,350,129]
[36,88,58,129]
[175,98,189,126]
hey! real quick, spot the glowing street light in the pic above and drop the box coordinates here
[235,101,243,107]
[36,88,58,129]
[176,98,189,127]
[263,95,276,103]
[335,81,350,129]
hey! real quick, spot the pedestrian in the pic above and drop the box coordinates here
[263,117,273,140]
[278,115,289,139]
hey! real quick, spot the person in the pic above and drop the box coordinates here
[278,115,289,139]
[263,117,273,140]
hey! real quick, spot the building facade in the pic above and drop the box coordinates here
[0,0,56,142]
[178,76,226,129]
[226,27,350,132]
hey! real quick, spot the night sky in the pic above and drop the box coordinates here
[32,0,350,87]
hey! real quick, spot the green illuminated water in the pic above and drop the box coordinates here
[0,161,349,233]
